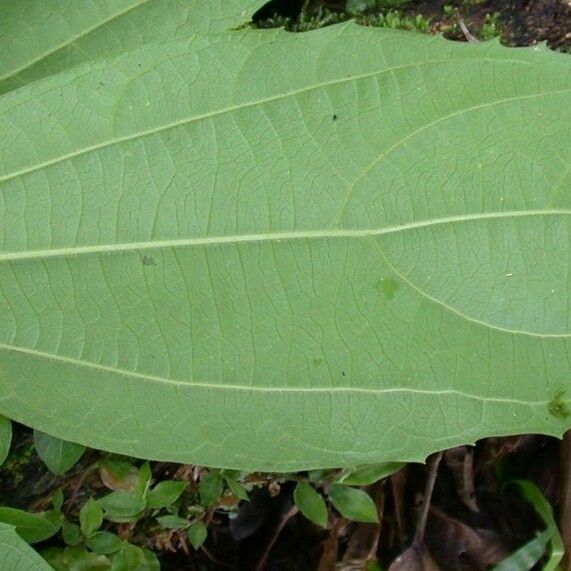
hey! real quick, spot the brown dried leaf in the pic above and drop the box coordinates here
[479,435,535,472]
[317,517,345,571]
[444,446,479,512]
[388,544,440,571]
[341,482,384,565]
[425,506,509,570]
[391,466,408,547]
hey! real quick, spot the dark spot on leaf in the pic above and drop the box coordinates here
[341,371,346,377]
[375,277,400,300]
[313,358,324,367]
[142,255,156,267]
[332,114,338,121]
[548,390,570,419]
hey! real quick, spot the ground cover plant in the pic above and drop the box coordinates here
[0,0,570,568]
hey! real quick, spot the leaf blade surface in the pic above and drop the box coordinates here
[0,0,265,94]
[0,25,570,470]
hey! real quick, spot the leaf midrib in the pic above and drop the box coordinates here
[0,341,552,406]
[1,58,559,186]
[1,209,568,263]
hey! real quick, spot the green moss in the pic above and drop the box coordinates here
[254,4,431,35]
[255,10,351,32]
[479,12,502,41]
[360,10,431,33]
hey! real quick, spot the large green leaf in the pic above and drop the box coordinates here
[0,23,570,471]
[0,523,51,571]
[0,0,265,95]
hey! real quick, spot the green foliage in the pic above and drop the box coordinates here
[80,499,103,539]
[329,485,379,523]
[511,480,564,571]
[98,492,146,522]
[42,546,111,571]
[3,469,178,569]
[479,12,502,41]
[52,490,65,512]
[99,459,140,492]
[33,431,85,475]
[493,528,552,571]
[223,473,250,501]
[256,9,351,32]
[146,481,187,510]
[199,472,224,507]
[0,522,52,570]
[42,543,160,571]
[187,521,208,550]
[0,416,12,466]
[493,479,563,570]
[134,462,153,497]
[347,0,420,12]
[61,522,82,547]
[0,507,60,543]
[361,10,431,33]
[337,462,405,485]
[111,545,160,570]
[0,0,263,95]
[0,3,569,569]
[294,482,328,527]
[85,531,123,555]
[156,515,190,529]
[0,456,193,568]
[1,17,569,471]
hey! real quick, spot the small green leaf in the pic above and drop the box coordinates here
[44,509,63,527]
[146,480,187,510]
[43,546,111,570]
[51,489,64,512]
[293,482,328,528]
[98,491,146,521]
[62,521,82,546]
[99,459,139,492]
[80,498,103,538]
[338,462,405,486]
[224,476,249,501]
[0,507,60,543]
[199,472,224,507]
[134,462,152,498]
[329,485,379,523]
[156,515,190,529]
[33,431,85,475]
[0,415,12,466]
[307,470,328,482]
[86,531,123,555]
[111,545,159,571]
[187,521,207,550]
